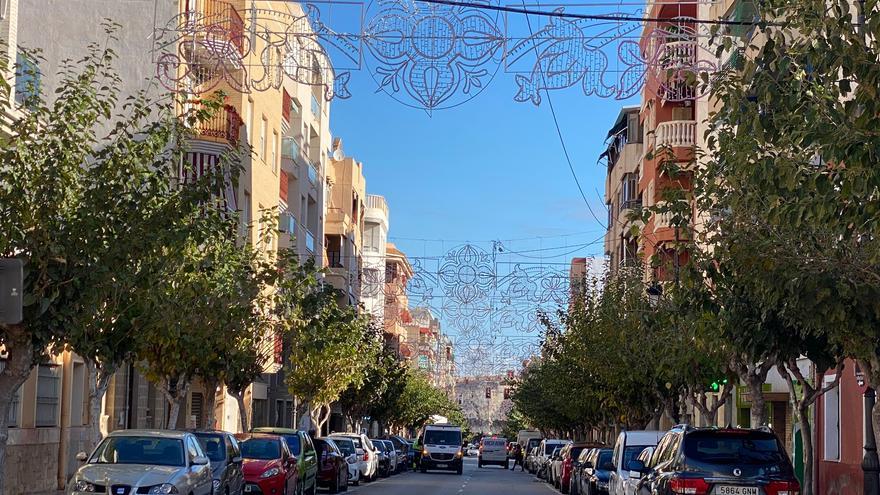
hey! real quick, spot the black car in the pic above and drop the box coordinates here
[387,435,410,472]
[193,430,245,495]
[577,447,613,495]
[631,426,800,495]
[372,439,393,477]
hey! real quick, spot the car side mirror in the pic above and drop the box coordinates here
[76,451,88,463]
[192,456,210,466]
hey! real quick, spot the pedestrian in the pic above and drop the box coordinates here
[511,443,525,471]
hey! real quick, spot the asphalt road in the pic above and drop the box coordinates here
[340,457,554,495]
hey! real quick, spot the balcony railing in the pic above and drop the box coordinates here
[183,0,244,57]
[366,194,388,218]
[310,94,321,118]
[655,120,695,149]
[189,102,242,145]
[282,136,301,159]
[660,40,696,70]
[307,161,318,185]
[305,229,316,253]
[620,198,642,214]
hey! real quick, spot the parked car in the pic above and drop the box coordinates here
[526,446,539,474]
[313,437,349,493]
[570,448,593,495]
[67,429,213,495]
[237,433,298,495]
[558,442,598,494]
[621,446,653,495]
[548,446,563,485]
[373,439,398,476]
[387,435,411,472]
[478,436,509,468]
[631,426,800,495]
[609,431,664,495]
[467,444,480,457]
[329,436,361,486]
[193,430,246,495]
[577,447,614,495]
[251,427,319,495]
[537,439,571,479]
[329,433,379,481]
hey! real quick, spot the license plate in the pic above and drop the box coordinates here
[717,486,758,495]
[436,463,447,468]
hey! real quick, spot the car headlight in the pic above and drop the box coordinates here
[260,467,281,479]
[422,449,429,457]
[456,450,463,458]
[72,480,97,492]
[147,485,179,495]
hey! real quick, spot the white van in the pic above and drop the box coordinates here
[609,430,665,495]
[478,436,508,468]
[419,424,464,475]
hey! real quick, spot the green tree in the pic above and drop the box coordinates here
[338,344,408,433]
[284,287,379,432]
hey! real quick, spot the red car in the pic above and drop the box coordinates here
[314,437,349,493]
[237,433,298,495]
[559,442,601,494]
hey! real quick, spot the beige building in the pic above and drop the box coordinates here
[325,143,367,307]
[456,375,513,435]
[384,243,414,354]
[361,194,390,323]
[601,106,643,274]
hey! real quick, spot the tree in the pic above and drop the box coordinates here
[338,344,408,433]
[284,287,379,433]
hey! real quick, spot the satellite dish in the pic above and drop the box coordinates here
[332,148,344,161]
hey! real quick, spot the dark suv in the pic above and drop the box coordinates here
[631,426,800,495]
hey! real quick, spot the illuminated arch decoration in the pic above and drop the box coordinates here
[153,0,729,110]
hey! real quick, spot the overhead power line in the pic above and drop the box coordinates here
[413,0,772,26]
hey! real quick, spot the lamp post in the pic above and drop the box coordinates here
[864,387,880,495]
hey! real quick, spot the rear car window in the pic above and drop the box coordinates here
[684,432,787,465]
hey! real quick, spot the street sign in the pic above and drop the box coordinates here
[0,258,23,324]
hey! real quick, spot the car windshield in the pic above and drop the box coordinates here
[241,438,281,460]
[90,436,185,467]
[335,439,355,456]
[527,439,541,450]
[545,443,562,454]
[684,432,787,465]
[623,446,649,467]
[282,435,301,455]
[597,451,613,470]
[570,447,585,459]
[195,434,226,462]
[424,430,461,445]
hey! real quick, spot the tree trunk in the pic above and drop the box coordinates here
[85,360,114,450]
[748,376,766,427]
[203,378,218,430]
[159,376,190,429]
[232,391,249,433]
[798,405,814,495]
[0,326,34,495]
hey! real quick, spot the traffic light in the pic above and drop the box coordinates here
[710,378,729,392]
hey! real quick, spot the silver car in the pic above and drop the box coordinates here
[67,429,213,495]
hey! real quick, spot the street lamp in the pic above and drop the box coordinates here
[646,283,663,307]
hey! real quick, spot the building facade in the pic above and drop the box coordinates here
[361,194,390,323]
[325,146,366,307]
[456,375,513,435]
[601,107,643,274]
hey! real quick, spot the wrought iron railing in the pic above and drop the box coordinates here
[183,0,245,56]
[189,102,242,145]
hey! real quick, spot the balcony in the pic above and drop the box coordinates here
[189,102,242,146]
[366,194,388,219]
[307,160,318,185]
[310,94,321,119]
[660,40,696,70]
[654,120,695,149]
[181,0,244,72]
[305,229,316,253]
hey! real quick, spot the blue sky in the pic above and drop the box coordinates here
[331,68,635,261]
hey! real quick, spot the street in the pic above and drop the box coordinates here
[346,458,548,495]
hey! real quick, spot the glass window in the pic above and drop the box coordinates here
[186,436,203,461]
[241,438,282,460]
[335,438,355,456]
[824,381,840,460]
[229,435,241,459]
[272,131,279,173]
[14,52,40,106]
[260,117,267,159]
[684,432,787,465]
[195,433,226,462]
[91,436,185,466]
[424,429,461,446]
[36,364,60,427]
[283,434,301,455]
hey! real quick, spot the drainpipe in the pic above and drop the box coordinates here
[863,388,879,495]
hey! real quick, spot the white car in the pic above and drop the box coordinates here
[419,423,464,474]
[466,444,479,457]
[536,439,570,479]
[330,436,362,486]
[330,433,379,482]
[609,430,665,495]
[621,446,654,495]
[67,430,213,495]
[478,437,508,468]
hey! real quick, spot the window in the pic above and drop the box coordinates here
[619,173,639,208]
[252,398,268,428]
[245,98,254,143]
[260,117,267,159]
[186,436,203,462]
[272,131,279,174]
[91,436,185,466]
[71,362,86,426]
[15,52,41,107]
[36,364,60,427]
[241,191,251,238]
[364,224,381,253]
[823,377,840,460]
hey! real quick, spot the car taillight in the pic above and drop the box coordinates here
[766,481,800,495]
[669,477,710,495]
[363,452,369,461]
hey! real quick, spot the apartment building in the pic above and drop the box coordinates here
[362,194,390,323]
[456,375,512,435]
[601,106,643,274]
[5,1,335,489]
[384,243,414,354]
[325,144,367,307]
